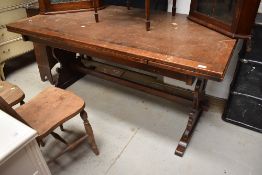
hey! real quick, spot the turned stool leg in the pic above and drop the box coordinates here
[80,110,99,155]
[93,0,99,22]
[145,0,150,31]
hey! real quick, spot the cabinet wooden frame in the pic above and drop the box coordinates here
[38,0,102,14]
[188,0,261,39]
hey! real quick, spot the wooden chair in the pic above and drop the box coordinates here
[0,86,99,161]
[125,0,177,31]
[38,0,100,22]
[0,81,25,106]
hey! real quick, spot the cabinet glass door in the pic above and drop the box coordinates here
[196,0,237,24]
[50,0,86,4]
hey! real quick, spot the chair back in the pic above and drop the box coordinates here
[38,0,101,14]
[0,96,29,126]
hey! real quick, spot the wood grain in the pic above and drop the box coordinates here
[7,6,236,81]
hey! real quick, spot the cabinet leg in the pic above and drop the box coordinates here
[175,79,207,157]
[127,0,131,10]
[172,0,176,16]
[145,0,150,31]
[93,0,99,22]
[146,20,150,31]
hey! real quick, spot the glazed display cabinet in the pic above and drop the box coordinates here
[188,0,261,39]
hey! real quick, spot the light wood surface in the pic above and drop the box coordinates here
[0,81,25,106]
[16,87,84,138]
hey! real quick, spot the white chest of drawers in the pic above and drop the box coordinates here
[0,0,37,80]
[0,110,51,175]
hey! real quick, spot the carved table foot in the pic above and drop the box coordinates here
[175,109,202,156]
[175,78,207,157]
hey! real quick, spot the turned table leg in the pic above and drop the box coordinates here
[175,78,207,157]
[145,0,150,31]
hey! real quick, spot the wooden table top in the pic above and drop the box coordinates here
[7,6,236,81]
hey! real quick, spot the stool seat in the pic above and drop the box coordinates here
[0,81,25,106]
[16,87,85,138]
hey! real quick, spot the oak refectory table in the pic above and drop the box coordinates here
[7,6,236,157]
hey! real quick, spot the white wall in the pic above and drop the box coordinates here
[165,0,239,99]
[167,0,191,14]
[259,3,262,13]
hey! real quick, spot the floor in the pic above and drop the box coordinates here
[5,59,262,175]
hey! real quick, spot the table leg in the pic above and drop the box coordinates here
[175,78,207,157]
[145,0,150,31]
[33,43,57,84]
[52,48,85,88]
[127,0,131,10]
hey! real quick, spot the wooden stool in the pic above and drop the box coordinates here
[0,87,99,162]
[0,81,25,106]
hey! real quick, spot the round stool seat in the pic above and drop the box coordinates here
[0,81,25,106]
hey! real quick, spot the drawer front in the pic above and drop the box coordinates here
[0,27,21,43]
[0,8,27,26]
[0,0,36,9]
[0,38,33,63]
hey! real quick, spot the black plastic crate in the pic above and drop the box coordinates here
[232,63,262,98]
[223,94,262,133]
[244,25,262,62]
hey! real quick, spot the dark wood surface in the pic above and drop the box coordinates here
[7,6,236,81]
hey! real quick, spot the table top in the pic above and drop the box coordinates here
[7,6,236,81]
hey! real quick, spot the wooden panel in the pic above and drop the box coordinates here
[39,0,102,14]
